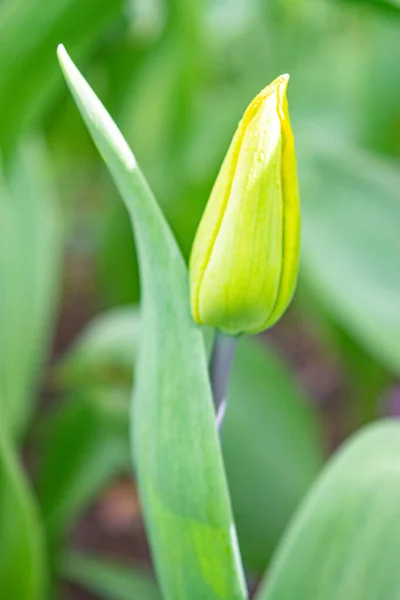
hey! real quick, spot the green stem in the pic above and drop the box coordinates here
[209,332,238,430]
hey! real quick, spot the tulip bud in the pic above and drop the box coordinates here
[189,74,300,335]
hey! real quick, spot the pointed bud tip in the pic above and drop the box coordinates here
[254,73,290,107]
[275,73,290,92]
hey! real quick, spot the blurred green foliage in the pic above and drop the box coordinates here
[0,0,399,597]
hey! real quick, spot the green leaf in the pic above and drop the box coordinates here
[223,338,323,572]
[0,407,47,599]
[37,389,129,548]
[0,138,62,438]
[300,138,400,375]
[0,0,124,152]
[57,45,247,600]
[256,420,400,600]
[61,552,161,600]
[56,307,140,388]
[339,0,400,16]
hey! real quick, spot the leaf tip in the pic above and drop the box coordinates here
[57,44,77,87]
[57,43,67,63]
[57,44,72,82]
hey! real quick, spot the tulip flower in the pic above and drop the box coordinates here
[189,74,300,335]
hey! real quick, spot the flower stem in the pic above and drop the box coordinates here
[209,332,238,431]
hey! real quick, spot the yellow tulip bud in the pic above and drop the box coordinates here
[189,74,300,335]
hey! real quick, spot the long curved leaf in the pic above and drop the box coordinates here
[58,45,247,600]
[256,420,400,600]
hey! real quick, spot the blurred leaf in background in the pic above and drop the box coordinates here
[57,306,140,388]
[256,421,400,600]
[0,139,62,438]
[0,0,124,154]
[62,551,161,600]
[299,138,400,376]
[0,408,46,599]
[223,338,323,572]
[37,388,130,550]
